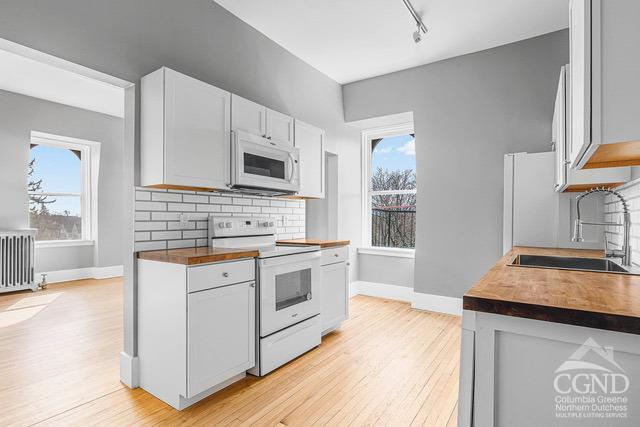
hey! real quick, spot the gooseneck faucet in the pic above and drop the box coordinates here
[572,187,631,266]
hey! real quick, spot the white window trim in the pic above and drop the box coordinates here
[361,122,416,254]
[29,131,101,246]
[358,247,416,259]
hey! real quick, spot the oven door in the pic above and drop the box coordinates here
[232,130,300,193]
[258,251,321,337]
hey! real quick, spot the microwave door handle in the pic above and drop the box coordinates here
[287,152,295,183]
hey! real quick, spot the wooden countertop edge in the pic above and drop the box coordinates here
[137,249,259,265]
[463,296,640,335]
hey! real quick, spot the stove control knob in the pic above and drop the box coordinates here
[217,222,225,229]
[268,221,275,227]
[261,221,270,227]
[224,222,233,228]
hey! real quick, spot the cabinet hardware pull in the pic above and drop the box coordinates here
[250,283,255,288]
[222,272,229,277]
[334,253,339,257]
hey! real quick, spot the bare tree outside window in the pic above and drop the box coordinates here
[369,134,416,248]
[28,144,83,241]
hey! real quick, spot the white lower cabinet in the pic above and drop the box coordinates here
[138,258,255,410]
[319,247,349,335]
[187,282,255,398]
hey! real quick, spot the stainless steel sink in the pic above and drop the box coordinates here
[509,254,635,274]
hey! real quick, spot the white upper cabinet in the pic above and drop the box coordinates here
[232,95,294,145]
[232,94,266,138]
[554,64,629,192]
[569,0,640,169]
[295,120,325,198]
[141,67,231,190]
[266,109,295,146]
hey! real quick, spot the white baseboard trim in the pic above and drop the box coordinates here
[351,280,413,302]
[411,292,463,316]
[35,265,124,284]
[119,351,139,388]
[350,280,462,316]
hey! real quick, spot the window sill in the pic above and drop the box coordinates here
[35,240,95,249]
[358,247,415,259]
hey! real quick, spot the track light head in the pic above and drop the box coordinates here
[413,27,423,44]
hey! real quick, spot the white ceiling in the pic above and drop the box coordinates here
[214,0,569,84]
[0,49,124,117]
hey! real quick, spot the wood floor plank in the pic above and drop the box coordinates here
[0,279,461,426]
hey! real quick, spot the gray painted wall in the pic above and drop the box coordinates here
[0,89,124,271]
[0,0,346,152]
[343,30,569,298]
[358,254,414,288]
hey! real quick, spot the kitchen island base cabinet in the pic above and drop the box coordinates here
[458,310,640,426]
[138,258,255,410]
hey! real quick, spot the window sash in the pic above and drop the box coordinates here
[361,122,416,248]
[28,132,96,242]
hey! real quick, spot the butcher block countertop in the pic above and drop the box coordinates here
[137,247,259,266]
[464,246,640,335]
[276,238,350,248]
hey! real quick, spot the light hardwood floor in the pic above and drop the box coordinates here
[0,279,460,426]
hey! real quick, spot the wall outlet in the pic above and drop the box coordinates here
[178,213,190,229]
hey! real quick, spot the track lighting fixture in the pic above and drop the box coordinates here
[402,0,428,43]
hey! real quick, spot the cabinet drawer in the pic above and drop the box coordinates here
[320,246,348,266]
[187,259,255,293]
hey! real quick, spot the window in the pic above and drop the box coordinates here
[28,132,99,244]
[362,123,416,250]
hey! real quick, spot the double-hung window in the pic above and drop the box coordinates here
[362,123,416,251]
[28,131,99,245]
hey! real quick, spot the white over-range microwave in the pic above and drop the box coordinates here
[230,130,300,196]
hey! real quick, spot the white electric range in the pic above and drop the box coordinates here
[209,216,322,376]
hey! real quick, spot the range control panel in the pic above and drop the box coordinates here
[209,216,277,238]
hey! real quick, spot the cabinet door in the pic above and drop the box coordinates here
[554,66,568,192]
[186,281,255,398]
[320,261,348,332]
[266,109,295,145]
[164,69,230,189]
[295,120,325,198]
[231,95,266,137]
[569,0,591,166]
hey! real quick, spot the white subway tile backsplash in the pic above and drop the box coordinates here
[135,191,151,201]
[136,201,167,211]
[210,195,232,204]
[197,204,221,212]
[134,241,167,252]
[233,197,252,206]
[168,239,196,249]
[151,230,182,240]
[167,221,195,230]
[134,187,305,252]
[152,192,183,202]
[221,205,243,213]
[151,212,180,221]
[183,230,208,239]
[135,222,167,231]
[242,206,261,213]
[184,194,209,203]
[167,203,196,212]
[135,231,151,241]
